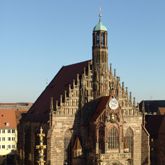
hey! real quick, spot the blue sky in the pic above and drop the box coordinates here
[0,0,165,103]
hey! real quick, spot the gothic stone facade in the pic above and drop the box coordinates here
[18,18,150,165]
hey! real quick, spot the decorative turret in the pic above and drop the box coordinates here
[92,13,109,98]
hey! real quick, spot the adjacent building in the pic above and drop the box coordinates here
[18,16,150,165]
[0,103,32,112]
[139,100,165,115]
[139,100,165,165]
[0,103,31,164]
[0,110,17,156]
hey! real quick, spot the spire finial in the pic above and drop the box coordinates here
[99,7,102,22]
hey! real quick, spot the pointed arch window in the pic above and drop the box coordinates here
[99,124,105,153]
[101,32,105,46]
[96,33,100,46]
[72,137,83,158]
[108,127,119,149]
[124,128,133,153]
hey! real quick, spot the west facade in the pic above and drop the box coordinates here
[18,16,150,165]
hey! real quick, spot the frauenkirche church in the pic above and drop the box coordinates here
[18,15,150,165]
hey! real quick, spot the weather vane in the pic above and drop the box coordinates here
[99,0,103,22]
[99,7,102,22]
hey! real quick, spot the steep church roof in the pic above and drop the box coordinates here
[23,60,91,122]
[91,96,109,122]
[81,96,110,125]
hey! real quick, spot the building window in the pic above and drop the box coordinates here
[8,129,11,133]
[8,145,11,149]
[12,137,15,141]
[8,137,11,141]
[12,145,15,149]
[72,137,83,158]
[2,137,5,141]
[2,129,5,133]
[96,34,100,46]
[99,125,105,153]
[12,129,15,133]
[108,127,119,149]
[101,33,105,46]
[124,128,133,153]
[2,145,5,149]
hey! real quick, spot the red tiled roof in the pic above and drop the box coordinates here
[91,96,109,122]
[24,60,91,122]
[0,109,17,129]
[159,107,165,115]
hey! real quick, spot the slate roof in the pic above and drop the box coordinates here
[145,115,165,139]
[139,100,165,114]
[23,60,91,122]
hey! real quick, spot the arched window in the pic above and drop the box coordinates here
[124,128,133,153]
[96,33,100,46]
[72,137,82,158]
[99,124,105,153]
[108,127,119,149]
[101,33,105,46]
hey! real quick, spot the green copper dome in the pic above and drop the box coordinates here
[93,21,107,31]
[93,14,107,31]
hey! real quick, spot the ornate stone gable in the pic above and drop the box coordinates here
[78,92,142,165]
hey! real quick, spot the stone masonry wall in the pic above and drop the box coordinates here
[48,116,75,165]
[141,126,150,165]
[124,116,143,165]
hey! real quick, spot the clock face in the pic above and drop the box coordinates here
[109,98,119,110]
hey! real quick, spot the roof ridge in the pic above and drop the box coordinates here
[63,59,91,68]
